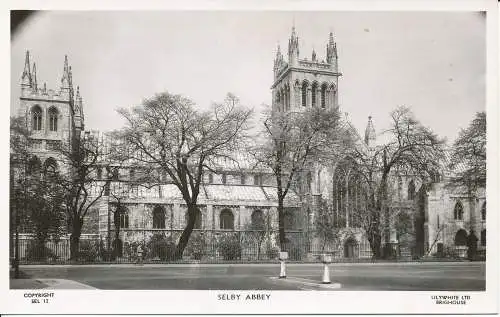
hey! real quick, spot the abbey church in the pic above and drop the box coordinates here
[13,26,486,261]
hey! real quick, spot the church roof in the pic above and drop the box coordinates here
[109,182,300,207]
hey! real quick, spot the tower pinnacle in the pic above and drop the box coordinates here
[61,55,70,90]
[68,66,73,88]
[326,31,337,64]
[365,116,376,147]
[21,51,32,87]
[288,25,299,66]
[275,43,283,64]
[75,85,82,112]
[32,62,38,91]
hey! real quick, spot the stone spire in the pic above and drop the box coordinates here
[60,55,70,91]
[364,116,376,147]
[74,86,84,130]
[75,86,82,113]
[288,25,299,66]
[274,43,283,66]
[326,31,337,64]
[21,50,32,88]
[32,62,38,91]
[68,66,73,89]
[312,48,317,62]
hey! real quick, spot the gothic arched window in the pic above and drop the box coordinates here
[253,174,262,186]
[454,201,464,220]
[301,81,308,107]
[111,168,119,181]
[43,157,58,178]
[481,202,486,221]
[407,180,416,200]
[321,83,327,108]
[27,156,41,176]
[397,176,403,198]
[311,82,318,107]
[251,210,265,230]
[220,209,234,230]
[152,206,166,229]
[32,105,42,131]
[48,107,58,131]
[284,210,294,230]
[119,208,129,229]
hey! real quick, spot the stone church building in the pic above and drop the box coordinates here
[14,26,486,261]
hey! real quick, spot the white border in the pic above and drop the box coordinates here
[1,0,498,315]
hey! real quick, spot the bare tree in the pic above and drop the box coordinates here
[350,106,446,258]
[448,111,486,190]
[314,198,341,253]
[56,130,110,260]
[115,92,252,259]
[251,107,347,249]
[448,111,486,246]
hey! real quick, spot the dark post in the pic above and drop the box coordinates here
[10,169,20,278]
[107,198,111,252]
[14,212,19,278]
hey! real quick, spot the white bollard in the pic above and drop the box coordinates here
[321,253,332,284]
[278,251,288,279]
[279,260,287,279]
[322,263,331,284]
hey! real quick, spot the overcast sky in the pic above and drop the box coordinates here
[11,11,485,144]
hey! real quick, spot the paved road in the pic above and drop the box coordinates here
[15,262,485,291]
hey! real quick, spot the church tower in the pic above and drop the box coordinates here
[271,26,343,237]
[18,51,85,167]
[271,27,341,113]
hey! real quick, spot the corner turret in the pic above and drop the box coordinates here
[326,32,337,66]
[73,86,85,131]
[288,25,299,66]
[364,116,376,148]
[60,55,71,97]
[32,62,38,91]
[274,44,284,78]
[21,51,32,94]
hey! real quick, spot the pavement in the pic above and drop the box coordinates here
[10,278,96,290]
[11,261,485,291]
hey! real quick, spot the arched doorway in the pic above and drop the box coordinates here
[152,206,166,229]
[454,229,468,246]
[344,237,359,258]
[219,209,234,230]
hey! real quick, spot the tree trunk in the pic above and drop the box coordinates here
[175,204,197,259]
[112,210,121,258]
[70,218,82,260]
[368,227,382,259]
[277,197,286,250]
[365,191,383,259]
[365,209,382,259]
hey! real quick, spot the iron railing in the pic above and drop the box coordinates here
[13,230,484,264]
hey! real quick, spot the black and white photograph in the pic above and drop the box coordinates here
[3,1,498,315]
